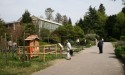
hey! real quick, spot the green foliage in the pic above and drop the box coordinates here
[77,4,107,39]
[120,36,125,41]
[104,11,125,41]
[105,15,117,40]
[116,12,125,26]
[54,25,84,44]
[23,23,35,36]
[115,41,125,48]
[115,46,125,58]
[85,34,97,41]
[98,4,105,15]
[68,17,72,25]
[122,7,125,14]
[97,4,107,38]
[0,19,6,36]
[21,10,32,23]
[45,8,54,20]
[19,61,31,67]
[40,28,50,40]
[82,6,99,34]
[84,34,97,46]
[108,37,118,42]
[0,51,66,75]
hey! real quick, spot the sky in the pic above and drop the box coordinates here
[0,0,124,25]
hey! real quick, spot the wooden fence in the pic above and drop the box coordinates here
[18,44,58,62]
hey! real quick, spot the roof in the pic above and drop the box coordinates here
[5,21,20,25]
[17,15,62,26]
[31,15,62,26]
[25,35,39,41]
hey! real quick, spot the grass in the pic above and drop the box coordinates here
[0,52,66,75]
[0,43,84,75]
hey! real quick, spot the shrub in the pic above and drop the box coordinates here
[115,46,125,58]
[109,37,118,42]
[85,34,96,41]
[115,41,125,48]
[84,34,97,47]
[120,36,125,41]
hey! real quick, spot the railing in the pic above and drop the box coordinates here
[18,44,58,62]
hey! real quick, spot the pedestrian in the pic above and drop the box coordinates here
[97,38,103,53]
[8,40,13,50]
[76,38,79,46]
[66,40,72,60]
[12,42,17,52]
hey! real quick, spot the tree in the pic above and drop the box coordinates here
[105,15,117,40]
[76,18,83,29]
[55,13,63,23]
[116,12,125,37]
[21,10,35,37]
[68,17,72,25]
[62,15,68,25]
[97,4,107,38]
[122,7,125,14]
[40,28,50,40]
[54,25,84,44]
[21,10,32,23]
[45,8,54,20]
[83,6,99,34]
[24,23,35,36]
[0,18,6,36]
[98,4,105,15]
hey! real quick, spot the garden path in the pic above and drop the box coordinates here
[32,42,124,75]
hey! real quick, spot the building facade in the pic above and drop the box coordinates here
[31,15,62,32]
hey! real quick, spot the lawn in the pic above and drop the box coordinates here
[0,52,66,75]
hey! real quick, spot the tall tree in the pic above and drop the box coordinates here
[105,15,117,40]
[54,25,84,44]
[68,17,72,25]
[21,10,35,36]
[45,8,54,20]
[62,15,68,25]
[21,10,32,23]
[122,7,125,14]
[83,6,99,34]
[0,18,6,36]
[76,18,83,29]
[55,13,62,23]
[98,4,105,15]
[116,12,125,37]
[97,4,107,38]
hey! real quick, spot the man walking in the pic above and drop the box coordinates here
[97,38,103,53]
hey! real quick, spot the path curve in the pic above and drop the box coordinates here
[32,42,124,75]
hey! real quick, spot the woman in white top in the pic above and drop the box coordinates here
[66,40,72,60]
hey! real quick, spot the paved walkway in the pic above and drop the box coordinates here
[32,42,124,75]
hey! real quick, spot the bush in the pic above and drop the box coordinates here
[115,41,125,48]
[84,34,97,47]
[85,34,96,41]
[109,37,118,42]
[120,36,125,41]
[115,46,125,58]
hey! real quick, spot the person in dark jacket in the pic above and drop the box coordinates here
[97,39,103,53]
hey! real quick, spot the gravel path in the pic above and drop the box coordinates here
[32,42,124,75]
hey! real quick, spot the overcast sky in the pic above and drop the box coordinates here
[0,0,124,24]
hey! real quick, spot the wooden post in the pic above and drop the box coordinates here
[55,44,57,57]
[43,46,45,62]
[18,47,20,59]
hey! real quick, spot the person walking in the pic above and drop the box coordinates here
[97,38,103,53]
[66,40,72,60]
